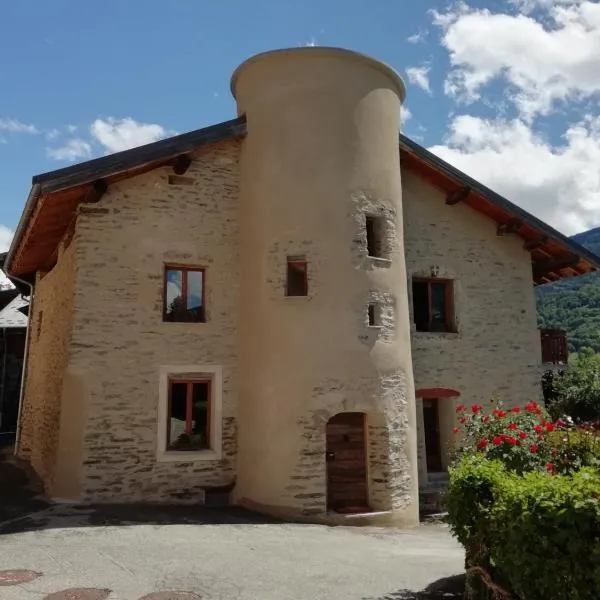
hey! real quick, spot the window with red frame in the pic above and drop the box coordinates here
[164,266,206,322]
[286,257,308,296]
[412,278,455,333]
[167,379,211,451]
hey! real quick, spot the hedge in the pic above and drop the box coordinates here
[446,455,600,600]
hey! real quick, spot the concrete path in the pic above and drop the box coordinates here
[0,503,464,600]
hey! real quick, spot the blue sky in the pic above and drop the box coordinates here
[2,0,600,251]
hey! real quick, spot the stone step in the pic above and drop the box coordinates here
[419,488,446,515]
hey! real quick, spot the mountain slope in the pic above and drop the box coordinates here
[536,227,600,353]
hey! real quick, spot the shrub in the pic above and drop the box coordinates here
[547,351,600,424]
[451,399,560,474]
[546,427,600,474]
[446,455,600,600]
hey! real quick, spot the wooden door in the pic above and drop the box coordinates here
[423,398,443,472]
[326,412,369,513]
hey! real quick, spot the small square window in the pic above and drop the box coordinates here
[164,266,205,322]
[412,278,455,333]
[365,216,385,258]
[286,258,308,297]
[368,303,382,327]
[167,379,211,451]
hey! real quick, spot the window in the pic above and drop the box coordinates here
[286,257,308,296]
[367,302,381,327]
[164,266,205,322]
[412,279,455,332]
[167,379,211,451]
[157,365,223,462]
[365,216,384,258]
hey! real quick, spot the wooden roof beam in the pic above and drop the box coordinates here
[445,186,470,206]
[497,219,522,236]
[533,254,580,280]
[82,179,108,204]
[173,154,192,175]
[524,235,548,251]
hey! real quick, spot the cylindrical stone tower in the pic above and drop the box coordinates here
[232,47,419,526]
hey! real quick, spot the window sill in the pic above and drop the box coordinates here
[367,325,383,330]
[157,449,222,463]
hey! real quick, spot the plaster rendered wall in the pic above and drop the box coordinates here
[64,139,241,502]
[233,48,419,525]
[402,168,542,479]
[16,240,77,492]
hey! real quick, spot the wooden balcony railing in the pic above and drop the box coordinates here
[540,329,568,365]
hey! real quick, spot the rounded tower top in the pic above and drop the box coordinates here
[230,46,406,104]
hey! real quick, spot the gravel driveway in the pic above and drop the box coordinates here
[0,502,464,600]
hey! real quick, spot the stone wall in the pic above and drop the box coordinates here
[16,240,77,490]
[402,168,543,478]
[67,139,241,502]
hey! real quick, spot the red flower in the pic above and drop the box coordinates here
[492,436,503,445]
[534,425,544,434]
[456,404,465,413]
[508,422,517,430]
[505,436,517,445]
[471,404,482,414]
[452,427,460,434]
[530,443,538,453]
[482,415,490,423]
[556,419,566,428]
[476,439,488,450]
[518,431,527,439]
[544,422,555,432]
[459,416,467,425]
[511,407,521,413]
[493,409,507,418]
[546,463,555,472]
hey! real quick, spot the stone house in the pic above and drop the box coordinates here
[4,47,600,526]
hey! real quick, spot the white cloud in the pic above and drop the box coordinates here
[407,30,427,43]
[434,1,600,119]
[0,226,14,289]
[0,118,38,134]
[302,37,318,47]
[401,106,413,123]
[46,138,92,162]
[45,128,60,141]
[509,0,581,14]
[429,114,600,235]
[90,117,169,153]
[66,124,77,133]
[406,66,432,94]
[0,225,12,252]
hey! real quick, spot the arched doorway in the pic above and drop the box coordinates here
[325,412,369,513]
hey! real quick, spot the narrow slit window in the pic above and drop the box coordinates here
[164,266,206,322]
[286,258,308,297]
[412,279,455,333]
[365,216,384,258]
[368,303,381,327]
[167,379,211,451]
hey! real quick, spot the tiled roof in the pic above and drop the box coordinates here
[0,295,28,329]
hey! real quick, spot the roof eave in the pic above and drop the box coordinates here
[399,133,600,275]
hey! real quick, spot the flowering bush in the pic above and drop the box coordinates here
[451,399,563,474]
[446,455,600,600]
[446,398,600,599]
